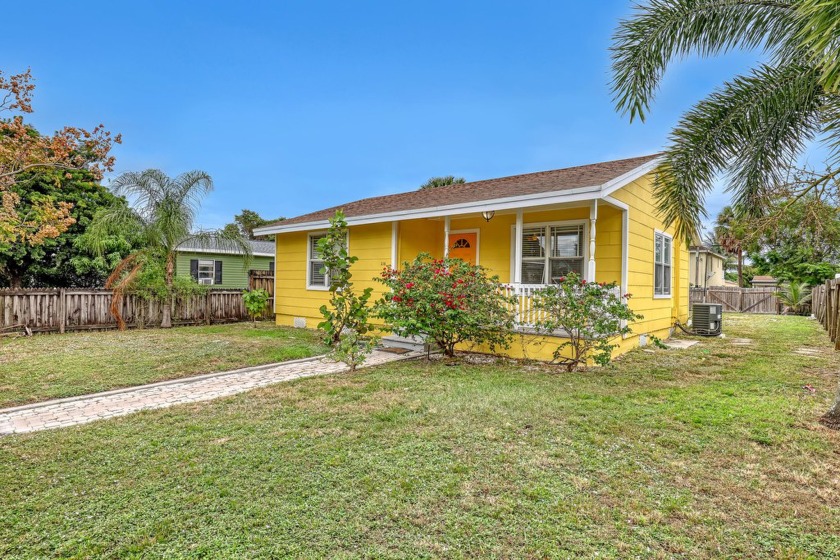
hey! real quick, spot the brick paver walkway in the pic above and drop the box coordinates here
[0,349,420,435]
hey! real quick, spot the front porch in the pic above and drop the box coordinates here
[392,198,629,330]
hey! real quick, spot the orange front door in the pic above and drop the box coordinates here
[448,232,478,264]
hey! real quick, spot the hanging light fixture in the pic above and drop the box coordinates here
[482,210,496,222]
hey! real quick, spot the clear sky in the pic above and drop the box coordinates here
[5,1,768,231]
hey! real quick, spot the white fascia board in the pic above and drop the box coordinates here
[255,158,662,235]
[599,157,663,198]
[255,185,603,234]
[176,247,275,257]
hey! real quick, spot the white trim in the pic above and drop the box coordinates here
[391,221,398,268]
[588,199,597,281]
[176,247,274,257]
[602,195,629,298]
[254,158,663,235]
[514,209,523,283]
[448,228,481,265]
[653,229,673,299]
[510,218,589,284]
[443,216,451,258]
[599,157,663,197]
[306,230,330,291]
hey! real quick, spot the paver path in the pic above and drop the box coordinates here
[0,349,421,435]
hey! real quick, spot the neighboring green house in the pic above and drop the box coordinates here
[175,239,274,289]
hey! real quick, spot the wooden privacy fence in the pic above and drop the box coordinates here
[689,286,781,314]
[0,289,248,334]
[811,279,840,350]
[248,270,275,318]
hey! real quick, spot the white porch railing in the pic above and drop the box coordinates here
[502,283,622,329]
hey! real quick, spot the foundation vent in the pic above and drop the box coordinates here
[293,317,307,329]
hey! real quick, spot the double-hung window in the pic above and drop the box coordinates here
[308,233,328,289]
[654,231,672,297]
[520,223,585,284]
[198,260,215,285]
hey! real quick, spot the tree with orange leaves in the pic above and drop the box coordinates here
[0,68,120,249]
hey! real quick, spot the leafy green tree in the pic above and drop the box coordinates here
[532,274,642,371]
[86,169,251,329]
[419,176,465,190]
[242,288,270,327]
[316,211,375,370]
[745,194,840,285]
[611,1,840,243]
[224,209,283,240]
[375,254,516,358]
[316,211,374,344]
[0,168,138,288]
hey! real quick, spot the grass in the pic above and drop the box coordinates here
[0,322,328,408]
[1,314,839,558]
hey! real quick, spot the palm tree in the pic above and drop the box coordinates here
[611,1,840,428]
[611,0,840,244]
[713,206,749,287]
[419,176,466,190]
[776,281,812,315]
[87,169,250,329]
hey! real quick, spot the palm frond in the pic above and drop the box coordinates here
[611,0,797,122]
[655,62,824,242]
[795,0,840,93]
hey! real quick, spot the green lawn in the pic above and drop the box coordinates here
[0,322,328,408]
[2,315,839,558]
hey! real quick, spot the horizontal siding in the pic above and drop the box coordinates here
[175,251,273,289]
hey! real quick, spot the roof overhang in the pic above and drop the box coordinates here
[254,157,662,235]
[175,247,275,257]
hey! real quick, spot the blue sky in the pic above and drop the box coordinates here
[4,1,769,231]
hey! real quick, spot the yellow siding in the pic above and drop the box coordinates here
[273,169,689,361]
[274,222,392,328]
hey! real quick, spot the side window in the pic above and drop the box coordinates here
[654,232,672,296]
[308,234,328,288]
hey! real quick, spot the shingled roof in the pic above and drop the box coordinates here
[259,154,660,232]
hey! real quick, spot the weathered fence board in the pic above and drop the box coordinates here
[812,278,840,350]
[0,289,248,334]
[689,286,780,314]
[248,269,275,318]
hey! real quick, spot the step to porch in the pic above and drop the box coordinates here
[381,334,434,353]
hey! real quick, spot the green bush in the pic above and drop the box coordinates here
[532,273,642,371]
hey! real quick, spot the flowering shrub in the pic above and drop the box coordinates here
[532,272,642,371]
[375,253,516,357]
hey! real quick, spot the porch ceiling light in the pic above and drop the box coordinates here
[482,210,496,222]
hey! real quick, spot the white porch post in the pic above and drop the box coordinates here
[588,199,598,281]
[391,221,398,268]
[443,215,451,258]
[514,209,523,283]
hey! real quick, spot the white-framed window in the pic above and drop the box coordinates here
[307,233,328,289]
[654,231,672,297]
[198,259,215,285]
[518,222,586,284]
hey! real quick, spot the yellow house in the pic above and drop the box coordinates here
[254,154,689,360]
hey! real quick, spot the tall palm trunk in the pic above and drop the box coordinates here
[737,248,743,288]
[161,253,174,328]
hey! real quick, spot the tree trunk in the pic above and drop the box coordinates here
[737,248,744,288]
[9,275,22,289]
[161,253,174,328]
[821,385,840,430]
